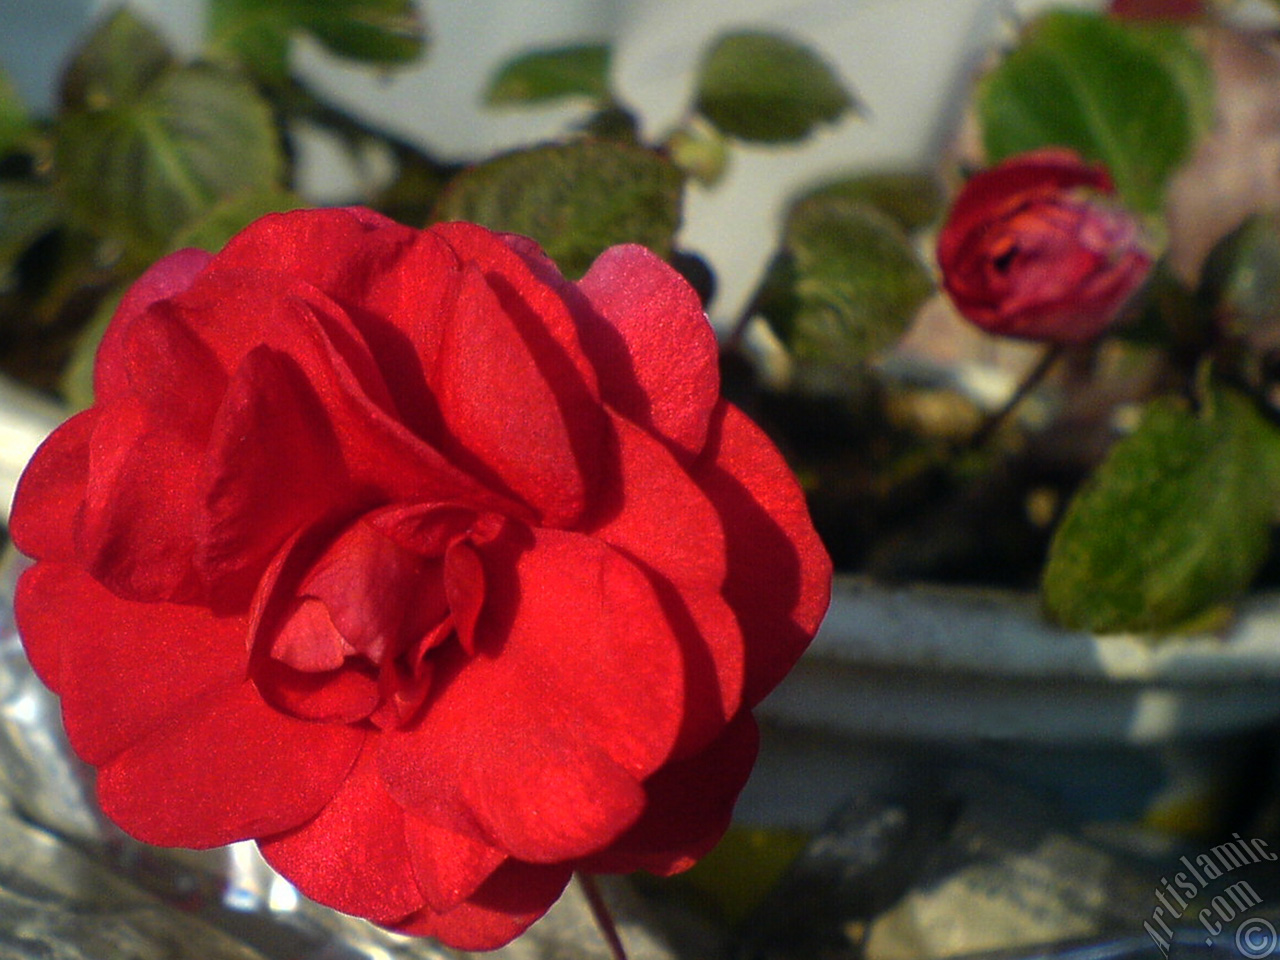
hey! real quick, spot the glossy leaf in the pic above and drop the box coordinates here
[772,196,933,369]
[55,64,283,262]
[485,43,610,106]
[694,31,854,143]
[1043,387,1276,633]
[978,10,1211,213]
[208,0,426,83]
[433,141,683,278]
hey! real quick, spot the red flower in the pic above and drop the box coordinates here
[937,148,1152,344]
[11,209,830,950]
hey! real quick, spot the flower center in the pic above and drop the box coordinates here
[251,504,501,730]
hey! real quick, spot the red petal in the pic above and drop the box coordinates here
[378,527,685,862]
[393,861,572,952]
[576,244,719,456]
[692,403,831,707]
[97,681,363,848]
[405,811,507,912]
[77,396,207,602]
[430,262,595,526]
[197,346,349,600]
[588,413,744,756]
[17,564,249,765]
[94,247,212,404]
[580,712,759,876]
[938,148,1113,269]
[14,562,70,691]
[10,409,96,564]
[258,740,425,924]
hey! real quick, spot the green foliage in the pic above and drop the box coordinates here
[978,10,1212,213]
[0,67,30,158]
[1043,387,1279,633]
[762,194,932,372]
[0,184,60,281]
[485,43,611,106]
[433,141,683,278]
[1199,214,1280,332]
[798,171,943,233]
[208,0,427,84]
[694,31,854,143]
[55,12,283,267]
[169,187,308,253]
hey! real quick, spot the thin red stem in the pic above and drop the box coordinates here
[578,873,629,960]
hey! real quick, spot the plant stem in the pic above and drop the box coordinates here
[968,343,1063,449]
[579,874,629,960]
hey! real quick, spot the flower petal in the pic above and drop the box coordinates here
[579,712,759,876]
[588,413,743,756]
[404,810,508,913]
[258,740,425,924]
[197,346,349,600]
[97,681,363,848]
[94,247,213,404]
[16,564,249,765]
[393,861,572,952]
[378,526,685,862]
[576,244,719,456]
[77,396,208,602]
[428,263,596,526]
[692,402,831,707]
[10,409,96,564]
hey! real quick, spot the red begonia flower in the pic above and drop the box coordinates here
[937,148,1152,344]
[11,208,831,951]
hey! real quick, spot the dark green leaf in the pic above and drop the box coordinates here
[1198,213,1280,331]
[208,0,426,83]
[0,183,62,275]
[485,43,610,106]
[978,10,1211,212]
[169,187,307,253]
[56,64,283,263]
[433,141,683,279]
[773,196,933,369]
[797,171,944,232]
[60,7,173,111]
[1043,387,1275,633]
[694,31,854,143]
[0,66,30,157]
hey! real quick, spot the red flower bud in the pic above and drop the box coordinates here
[937,148,1152,344]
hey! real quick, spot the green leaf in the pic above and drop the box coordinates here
[208,0,426,83]
[771,196,933,369]
[485,43,610,106]
[169,187,307,253]
[1043,387,1276,633]
[666,119,730,186]
[59,7,173,111]
[433,141,684,279]
[797,171,944,232]
[978,10,1212,213]
[0,66,31,158]
[694,31,854,143]
[55,63,284,263]
[1198,213,1280,331]
[0,183,62,275]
